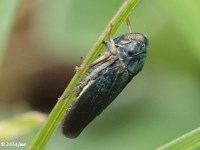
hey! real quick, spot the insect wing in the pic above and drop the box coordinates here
[62,66,131,138]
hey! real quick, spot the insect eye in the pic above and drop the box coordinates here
[127,50,134,56]
[141,44,145,48]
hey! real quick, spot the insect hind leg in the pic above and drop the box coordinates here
[91,24,118,67]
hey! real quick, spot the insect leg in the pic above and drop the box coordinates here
[107,22,118,55]
[90,40,118,67]
[126,16,133,33]
[90,23,118,67]
[90,51,112,67]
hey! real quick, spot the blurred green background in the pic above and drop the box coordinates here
[0,0,200,150]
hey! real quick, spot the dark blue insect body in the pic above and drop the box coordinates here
[62,33,148,138]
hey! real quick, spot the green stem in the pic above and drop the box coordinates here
[29,0,140,149]
[158,127,200,150]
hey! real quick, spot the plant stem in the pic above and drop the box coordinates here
[29,0,140,149]
[158,127,200,150]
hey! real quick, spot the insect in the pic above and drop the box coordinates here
[62,23,148,138]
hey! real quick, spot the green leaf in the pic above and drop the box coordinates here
[158,127,200,150]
